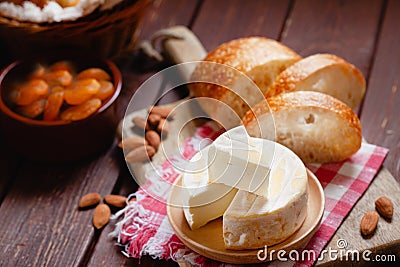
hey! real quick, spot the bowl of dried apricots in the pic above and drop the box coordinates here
[0,56,122,162]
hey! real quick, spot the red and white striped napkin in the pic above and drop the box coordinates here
[111,122,388,267]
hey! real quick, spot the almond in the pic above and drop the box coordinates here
[118,137,148,151]
[375,196,393,219]
[149,105,175,119]
[78,192,101,208]
[360,211,379,236]
[131,116,148,130]
[125,145,156,163]
[104,194,127,208]
[93,204,111,229]
[148,113,161,126]
[145,130,161,151]
[157,118,169,136]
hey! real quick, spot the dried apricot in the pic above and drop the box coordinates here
[44,70,73,87]
[43,91,64,121]
[95,80,115,100]
[29,64,46,79]
[76,68,111,81]
[49,61,75,73]
[9,62,114,122]
[51,85,64,93]
[60,98,101,121]
[64,79,100,105]
[15,79,49,106]
[17,99,46,118]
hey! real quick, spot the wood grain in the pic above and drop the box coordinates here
[281,0,384,76]
[192,0,291,51]
[156,0,293,106]
[0,2,199,265]
[360,0,400,181]
[116,0,203,117]
[88,1,201,266]
[0,147,120,266]
[0,1,399,267]
[268,0,400,264]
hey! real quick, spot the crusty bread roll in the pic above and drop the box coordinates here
[189,37,301,129]
[265,54,366,109]
[242,91,362,163]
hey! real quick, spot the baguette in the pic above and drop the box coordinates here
[265,54,366,109]
[189,37,301,128]
[243,91,362,163]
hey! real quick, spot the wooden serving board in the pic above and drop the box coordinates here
[167,170,324,264]
[119,26,400,266]
[317,168,400,266]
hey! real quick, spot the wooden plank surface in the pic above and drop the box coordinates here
[0,0,201,265]
[319,168,400,266]
[88,1,292,265]
[361,0,400,181]
[0,0,399,266]
[90,0,397,266]
[281,0,384,76]
[259,0,400,264]
[116,0,203,116]
[87,1,201,266]
[0,148,120,266]
[192,0,291,51]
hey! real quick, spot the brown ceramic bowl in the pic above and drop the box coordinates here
[0,56,122,162]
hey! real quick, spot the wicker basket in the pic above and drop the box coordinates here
[0,0,152,59]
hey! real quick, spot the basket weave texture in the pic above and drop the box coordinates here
[0,0,152,59]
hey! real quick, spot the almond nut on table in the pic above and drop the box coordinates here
[104,194,127,208]
[145,130,161,151]
[375,196,394,220]
[360,211,380,236]
[149,105,175,119]
[131,116,148,130]
[157,118,169,136]
[78,192,101,208]
[93,203,111,229]
[125,145,156,163]
[118,137,148,151]
[148,113,161,126]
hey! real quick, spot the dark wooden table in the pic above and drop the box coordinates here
[0,0,399,266]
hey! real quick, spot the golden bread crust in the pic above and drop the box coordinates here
[189,37,301,119]
[265,54,366,109]
[243,91,362,162]
[245,91,361,133]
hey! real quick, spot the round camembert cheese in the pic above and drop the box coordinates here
[182,126,308,249]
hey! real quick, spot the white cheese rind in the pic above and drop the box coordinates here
[208,126,273,196]
[182,146,238,230]
[222,140,308,249]
[182,126,309,249]
[183,184,237,230]
[223,189,307,249]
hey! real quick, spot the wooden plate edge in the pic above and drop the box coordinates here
[167,168,325,264]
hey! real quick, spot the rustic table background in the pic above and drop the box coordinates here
[0,0,399,266]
